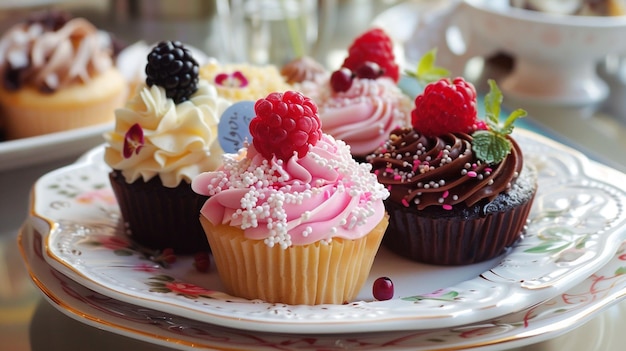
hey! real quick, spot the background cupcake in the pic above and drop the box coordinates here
[0,10,128,139]
[104,41,231,254]
[368,78,537,265]
[316,28,412,162]
[199,61,293,102]
[192,90,389,305]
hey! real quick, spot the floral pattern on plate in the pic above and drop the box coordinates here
[20,222,626,350]
[29,129,626,334]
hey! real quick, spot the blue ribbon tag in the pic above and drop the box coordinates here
[218,101,255,154]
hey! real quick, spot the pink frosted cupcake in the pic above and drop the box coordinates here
[192,91,389,305]
[316,28,411,161]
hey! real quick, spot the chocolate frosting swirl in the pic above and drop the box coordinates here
[368,128,524,210]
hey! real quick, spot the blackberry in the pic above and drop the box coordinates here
[145,41,199,104]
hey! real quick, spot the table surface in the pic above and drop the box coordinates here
[2,1,626,350]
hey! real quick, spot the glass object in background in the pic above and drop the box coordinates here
[228,0,319,65]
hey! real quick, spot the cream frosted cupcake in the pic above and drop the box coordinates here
[104,41,231,254]
[316,28,411,161]
[0,10,127,139]
[199,61,293,102]
[192,91,389,305]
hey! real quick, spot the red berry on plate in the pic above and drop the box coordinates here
[160,247,177,264]
[411,77,478,137]
[355,61,383,80]
[342,28,400,82]
[193,252,211,273]
[373,277,394,301]
[330,67,354,92]
[249,91,322,161]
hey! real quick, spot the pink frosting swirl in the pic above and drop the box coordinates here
[0,15,113,92]
[317,77,411,157]
[191,134,389,249]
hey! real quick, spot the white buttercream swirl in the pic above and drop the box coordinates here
[199,61,293,102]
[104,80,231,187]
[317,77,412,157]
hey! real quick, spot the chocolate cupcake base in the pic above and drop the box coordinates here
[109,170,210,254]
[383,168,537,265]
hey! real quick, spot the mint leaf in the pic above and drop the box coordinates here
[405,48,450,84]
[501,108,527,135]
[416,48,436,76]
[472,130,512,164]
[472,79,527,164]
[484,79,503,129]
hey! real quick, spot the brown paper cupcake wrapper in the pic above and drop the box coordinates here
[200,215,388,305]
[383,193,535,265]
[109,171,210,254]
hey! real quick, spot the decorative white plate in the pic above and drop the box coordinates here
[19,221,626,350]
[28,129,626,334]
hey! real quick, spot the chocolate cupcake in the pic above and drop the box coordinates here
[368,78,537,265]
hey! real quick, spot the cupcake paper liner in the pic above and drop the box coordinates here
[109,171,210,254]
[383,191,536,265]
[200,215,388,305]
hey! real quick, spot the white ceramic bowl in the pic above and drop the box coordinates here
[439,0,626,108]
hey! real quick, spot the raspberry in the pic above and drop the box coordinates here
[146,41,199,104]
[342,28,399,83]
[411,77,478,137]
[249,91,322,161]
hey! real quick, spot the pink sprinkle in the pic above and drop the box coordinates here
[402,198,409,207]
[412,160,421,171]
[387,185,392,190]
[394,175,402,180]
[485,167,492,173]
[385,168,394,173]
[442,190,449,198]
[374,170,380,175]
[467,171,477,178]
[442,204,453,210]
[472,163,477,169]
